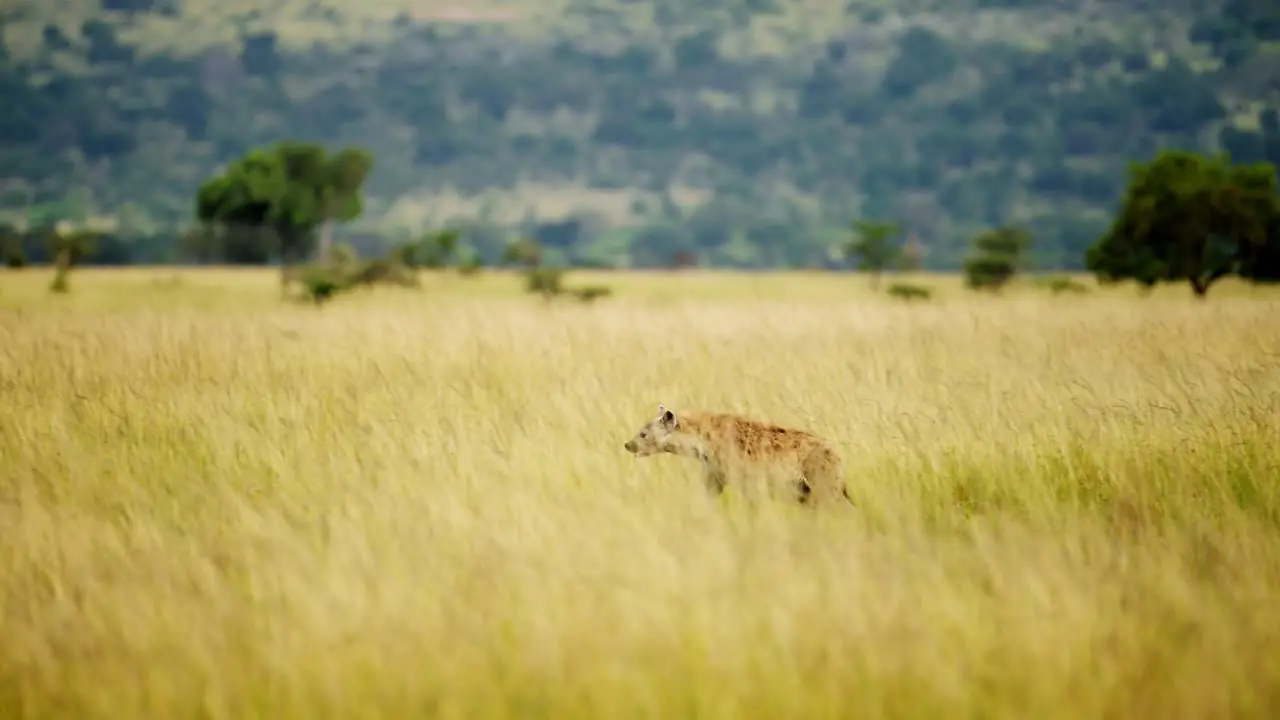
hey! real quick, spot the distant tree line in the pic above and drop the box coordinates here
[11,142,1276,301]
[2,1,1279,269]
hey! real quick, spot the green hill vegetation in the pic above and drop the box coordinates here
[2,0,1280,268]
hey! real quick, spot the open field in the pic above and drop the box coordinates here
[2,268,1280,718]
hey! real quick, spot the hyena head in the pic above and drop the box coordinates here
[624,404,680,457]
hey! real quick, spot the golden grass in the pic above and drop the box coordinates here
[2,267,1280,718]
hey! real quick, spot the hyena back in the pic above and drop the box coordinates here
[623,404,853,506]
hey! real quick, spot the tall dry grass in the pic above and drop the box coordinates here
[1,269,1279,718]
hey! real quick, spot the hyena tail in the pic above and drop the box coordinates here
[841,486,855,505]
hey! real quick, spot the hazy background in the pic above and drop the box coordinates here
[1,0,1278,268]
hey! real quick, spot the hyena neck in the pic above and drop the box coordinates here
[664,435,709,462]
[663,415,713,462]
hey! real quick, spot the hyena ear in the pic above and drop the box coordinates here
[659,405,678,428]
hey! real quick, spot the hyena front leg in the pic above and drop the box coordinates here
[702,463,727,497]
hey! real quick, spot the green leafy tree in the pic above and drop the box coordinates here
[47,228,96,293]
[1240,209,1280,284]
[194,141,373,286]
[845,219,902,289]
[963,226,1033,292]
[311,146,375,263]
[1085,150,1280,298]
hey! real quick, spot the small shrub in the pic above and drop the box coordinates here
[886,282,933,301]
[1042,275,1090,295]
[503,238,543,268]
[964,255,1016,291]
[391,243,418,269]
[301,266,346,305]
[346,258,420,289]
[420,229,460,269]
[572,285,613,303]
[330,242,359,269]
[294,254,420,307]
[457,249,484,276]
[526,267,564,297]
[5,247,25,269]
[963,226,1032,292]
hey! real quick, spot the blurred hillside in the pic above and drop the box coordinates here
[2,0,1279,268]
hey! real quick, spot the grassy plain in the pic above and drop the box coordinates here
[2,267,1280,718]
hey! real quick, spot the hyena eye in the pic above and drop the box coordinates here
[640,431,648,438]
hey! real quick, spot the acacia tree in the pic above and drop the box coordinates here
[1086,150,1280,298]
[194,141,373,286]
[845,219,902,290]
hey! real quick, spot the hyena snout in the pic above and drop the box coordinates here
[624,439,638,453]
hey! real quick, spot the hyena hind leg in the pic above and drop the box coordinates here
[800,446,852,507]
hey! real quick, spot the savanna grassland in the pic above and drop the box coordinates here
[2,268,1280,718]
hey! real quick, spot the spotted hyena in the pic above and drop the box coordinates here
[623,404,853,506]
